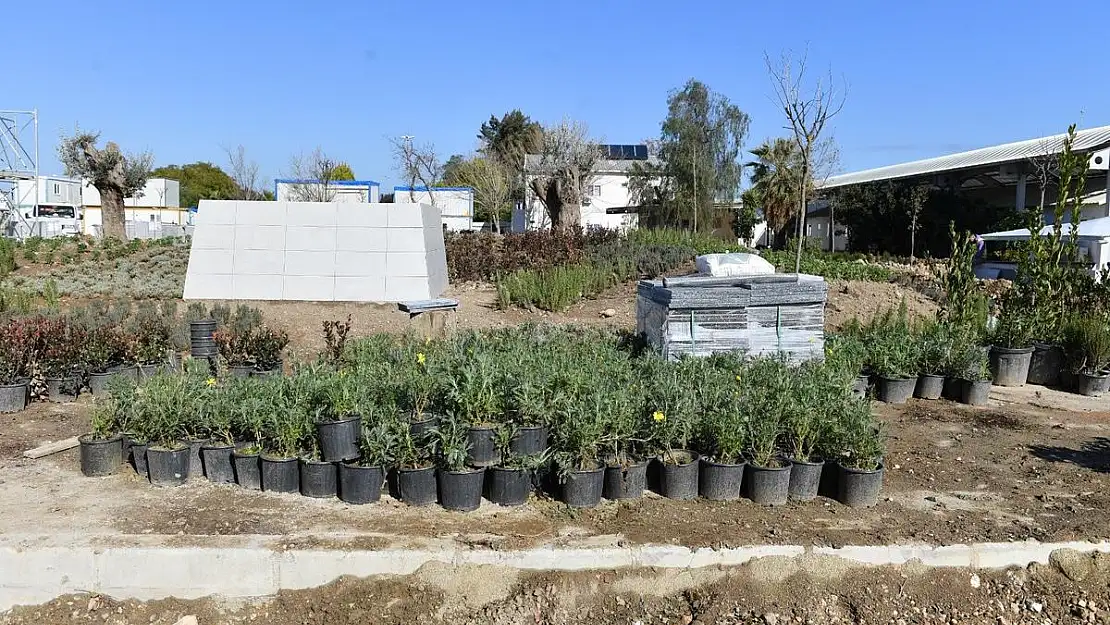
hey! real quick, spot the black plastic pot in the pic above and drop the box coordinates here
[146,446,189,487]
[562,466,604,508]
[787,457,825,502]
[108,363,139,383]
[603,461,648,500]
[201,443,236,484]
[509,425,549,456]
[0,381,28,413]
[1028,343,1064,387]
[316,416,362,462]
[839,462,884,507]
[989,345,1033,387]
[232,449,261,490]
[942,377,963,401]
[818,461,841,499]
[487,467,532,506]
[228,365,254,378]
[260,455,300,493]
[44,376,79,402]
[127,438,149,477]
[338,463,384,504]
[1060,369,1078,392]
[87,372,115,395]
[876,376,915,404]
[961,379,992,406]
[189,320,218,358]
[397,466,437,506]
[746,461,792,506]
[914,374,944,400]
[698,458,746,501]
[409,415,438,441]
[299,459,338,498]
[250,365,282,378]
[181,437,210,478]
[1076,372,1110,397]
[438,467,485,512]
[466,426,500,467]
[79,434,123,477]
[850,375,870,398]
[137,363,160,381]
[656,451,700,500]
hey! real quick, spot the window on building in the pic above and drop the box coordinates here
[588,185,602,197]
[52,183,60,194]
[806,224,812,236]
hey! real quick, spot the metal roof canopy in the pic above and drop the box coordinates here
[822,125,1110,189]
[979,216,1110,242]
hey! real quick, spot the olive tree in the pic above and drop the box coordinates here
[528,120,598,230]
[58,131,152,240]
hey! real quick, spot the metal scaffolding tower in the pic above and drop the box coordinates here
[0,109,38,239]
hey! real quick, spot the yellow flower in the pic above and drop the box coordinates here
[205,378,216,387]
[653,410,666,423]
[417,352,426,365]
[424,336,431,346]
[735,374,742,382]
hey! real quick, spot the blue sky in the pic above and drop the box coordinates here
[10,0,1107,191]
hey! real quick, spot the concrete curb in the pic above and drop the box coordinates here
[3,539,1109,611]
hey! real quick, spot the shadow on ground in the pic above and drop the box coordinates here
[1029,437,1110,472]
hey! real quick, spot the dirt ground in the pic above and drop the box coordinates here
[3,383,1110,552]
[4,550,1110,624]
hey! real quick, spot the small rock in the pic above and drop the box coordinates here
[599,308,617,318]
[616,596,626,606]
[1029,601,1043,613]
[172,617,199,625]
[763,613,780,625]
[1050,548,1094,582]
[970,574,981,589]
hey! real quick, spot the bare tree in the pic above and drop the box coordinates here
[284,147,340,201]
[766,50,846,271]
[528,119,598,231]
[452,156,510,233]
[1027,141,1059,212]
[225,144,263,200]
[391,136,443,207]
[58,130,152,240]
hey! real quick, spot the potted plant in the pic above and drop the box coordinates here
[698,384,749,502]
[1064,317,1110,396]
[446,355,504,468]
[392,418,437,506]
[600,385,647,501]
[487,425,543,507]
[952,344,992,406]
[552,389,606,508]
[247,326,288,376]
[0,319,33,413]
[398,359,440,439]
[230,388,270,490]
[914,321,950,400]
[136,374,193,487]
[41,317,85,402]
[645,363,700,500]
[339,417,393,505]
[80,396,124,477]
[434,417,485,512]
[299,443,338,499]
[314,371,362,463]
[215,328,254,378]
[260,392,306,494]
[838,403,885,507]
[199,379,237,485]
[82,325,124,395]
[744,360,792,505]
[824,332,869,397]
[506,380,551,457]
[784,363,831,502]
[871,330,919,404]
[988,303,1035,387]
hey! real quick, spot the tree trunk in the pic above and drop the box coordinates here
[910,210,918,261]
[100,185,127,240]
[559,203,582,231]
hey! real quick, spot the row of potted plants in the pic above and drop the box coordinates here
[81,326,887,509]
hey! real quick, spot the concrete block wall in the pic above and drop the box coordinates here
[183,201,449,302]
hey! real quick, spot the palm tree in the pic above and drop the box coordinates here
[747,138,806,242]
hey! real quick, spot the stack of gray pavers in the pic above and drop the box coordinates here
[636,274,827,362]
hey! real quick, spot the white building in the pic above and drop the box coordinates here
[524,144,655,232]
[393,186,475,231]
[274,179,380,203]
[81,177,188,237]
[81,178,181,208]
[9,175,84,238]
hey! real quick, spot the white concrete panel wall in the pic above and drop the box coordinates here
[183,201,448,302]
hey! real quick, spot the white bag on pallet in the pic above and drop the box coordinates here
[695,253,775,277]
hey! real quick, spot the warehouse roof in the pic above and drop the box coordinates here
[822,125,1110,189]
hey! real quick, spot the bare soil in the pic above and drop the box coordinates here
[4,384,1110,552]
[4,551,1110,624]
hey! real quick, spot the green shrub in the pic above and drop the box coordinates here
[0,238,16,279]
